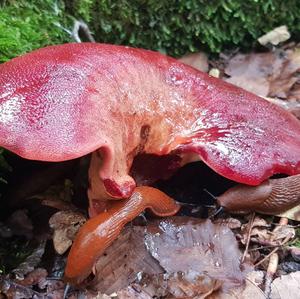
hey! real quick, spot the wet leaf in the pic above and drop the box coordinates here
[144,217,244,291]
[91,217,245,298]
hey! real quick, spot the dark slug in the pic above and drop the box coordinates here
[218,174,300,214]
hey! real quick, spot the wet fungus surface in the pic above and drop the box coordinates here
[0,43,300,283]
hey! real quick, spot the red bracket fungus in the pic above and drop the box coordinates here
[1,43,300,283]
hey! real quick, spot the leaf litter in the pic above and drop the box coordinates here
[90,217,246,298]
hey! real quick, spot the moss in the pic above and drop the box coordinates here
[67,0,300,56]
[0,0,71,63]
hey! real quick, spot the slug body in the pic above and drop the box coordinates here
[64,186,180,284]
[218,174,300,214]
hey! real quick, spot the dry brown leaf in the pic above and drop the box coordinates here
[179,52,209,72]
[240,216,294,252]
[224,53,275,96]
[224,48,300,100]
[270,225,295,241]
[270,271,300,298]
[277,205,300,221]
[240,216,270,245]
[214,217,242,230]
[49,210,86,254]
[258,25,291,46]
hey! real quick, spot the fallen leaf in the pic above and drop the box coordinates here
[49,211,86,254]
[270,225,295,241]
[92,217,245,298]
[116,285,153,299]
[17,268,47,286]
[277,205,300,221]
[210,277,266,299]
[92,226,163,294]
[165,272,221,298]
[270,271,300,299]
[214,217,242,230]
[246,270,265,287]
[0,277,39,299]
[179,52,209,72]
[224,53,273,96]
[224,48,300,100]
[258,25,291,46]
[12,240,46,280]
[144,217,244,291]
[240,216,270,245]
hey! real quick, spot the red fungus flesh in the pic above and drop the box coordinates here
[0,43,300,200]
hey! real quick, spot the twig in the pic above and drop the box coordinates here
[264,252,279,298]
[241,212,255,263]
[248,243,285,252]
[72,20,95,43]
[250,238,281,247]
[255,229,292,267]
[261,217,289,298]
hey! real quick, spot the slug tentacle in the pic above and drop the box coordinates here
[64,186,180,284]
[218,174,300,214]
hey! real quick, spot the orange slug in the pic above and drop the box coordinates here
[217,174,300,214]
[64,186,180,284]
